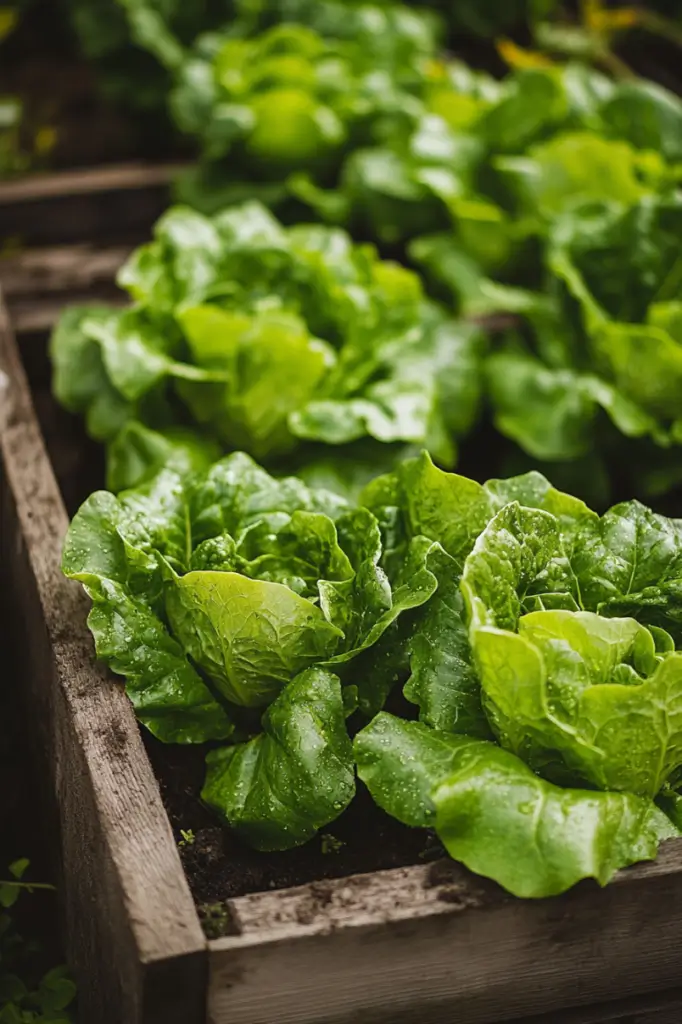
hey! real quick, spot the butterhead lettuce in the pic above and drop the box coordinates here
[355,453,682,895]
[51,201,483,493]
[62,451,441,847]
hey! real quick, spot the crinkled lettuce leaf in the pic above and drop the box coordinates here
[355,713,676,898]
[362,450,592,571]
[570,499,682,637]
[62,481,234,744]
[461,496,682,796]
[202,667,355,850]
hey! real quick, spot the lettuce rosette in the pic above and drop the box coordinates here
[51,201,482,496]
[62,451,444,849]
[354,452,682,897]
[297,59,682,492]
[416,68,682,484]
[114,0,442,212]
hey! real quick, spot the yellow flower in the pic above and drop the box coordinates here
[496,38,555,70]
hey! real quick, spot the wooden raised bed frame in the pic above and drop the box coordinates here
[3,168,682,1024]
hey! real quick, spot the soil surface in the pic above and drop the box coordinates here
[145,727,445,911]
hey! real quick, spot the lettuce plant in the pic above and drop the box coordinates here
[291,59,682,494]
[354,452,682,896]
[392,64,682,492]
[62,452,442,849]
[50,201,483,495]
[109,0,442,210]
[170,6,438,164]
[0,861,76,1023]
[64,447,682,889]
[71,0,682,500]
[67,0,235,114]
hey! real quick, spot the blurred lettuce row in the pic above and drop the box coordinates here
[66,0,235,114]
[63,445,682,893]
[111,0,682,497]
[69,0,549,117]
[159,0,447,212]
[50,200,483,498]
[289,59,682,479]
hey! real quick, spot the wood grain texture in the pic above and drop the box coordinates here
[0,290,207,1024]
[0,244,133,297]
[209,846,682,1024]
[0,162,185,203]
[0,244,131,334]
[0,163,182,246]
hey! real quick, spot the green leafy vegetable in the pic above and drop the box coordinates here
[0,859,77,1023]
[51,202,483,484]
[63,451,438,847]
[355,713,675,898]
[353,456,682,895]
[202,667,355,849]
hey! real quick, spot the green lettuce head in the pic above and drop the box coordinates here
[62,451,440,847]
[51,202,483,494]
[355,453,682,897]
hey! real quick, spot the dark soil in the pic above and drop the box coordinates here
[0,0,187,173]
[144,729,444,911]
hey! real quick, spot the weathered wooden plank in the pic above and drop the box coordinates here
[0,162,184,204]
[0,244,131,334]
[0,244,133,296]
[0,289,207,1024]
[10,294,128,336]
[209,845,682,1024]
[0,163,183,246]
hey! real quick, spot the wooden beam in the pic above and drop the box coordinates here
[209,845,682,1024]
[0,289,207,1024]
[0,163,185,205]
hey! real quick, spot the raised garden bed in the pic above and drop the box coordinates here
[4,224,682,1024]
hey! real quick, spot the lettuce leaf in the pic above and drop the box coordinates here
[202,667,355,850]
[355,714,676,898]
